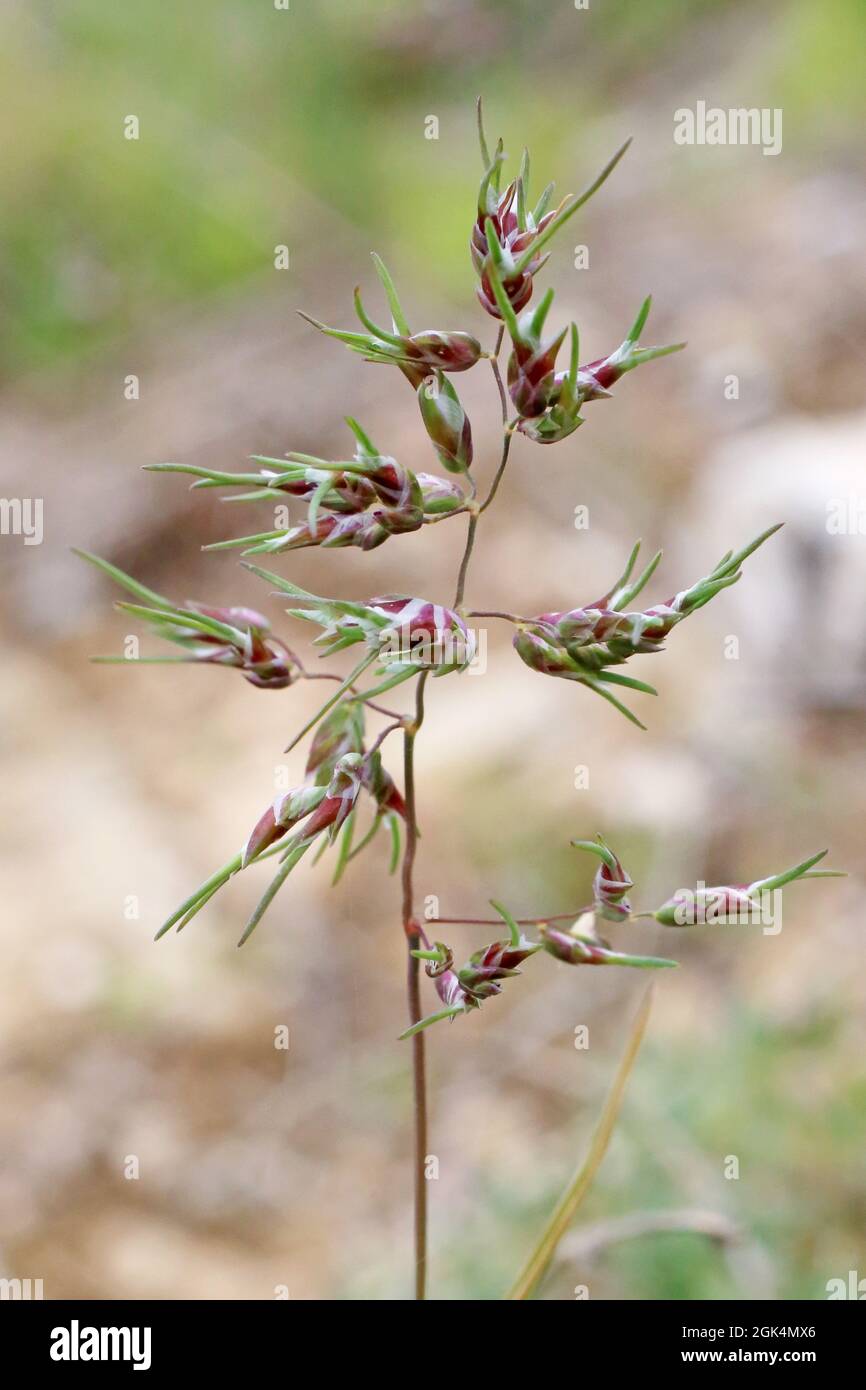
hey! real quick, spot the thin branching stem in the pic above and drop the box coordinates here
[478,428,514,515]
[424,504,472,524]
[490,324,508,419]
[453,332,515,609]
[468,609,526,624]
[369,720,406,756]
[453,512,479,610]
[479,326,517,514]
[401,670,431,1300]
[283,650,378,752]
[405,329,517,1292]
[434,911,586,927]
[300,671,403,720]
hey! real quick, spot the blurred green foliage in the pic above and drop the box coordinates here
[3,0,864,374]
[427,1006,864,1300]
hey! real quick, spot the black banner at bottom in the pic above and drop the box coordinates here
[1,1297,861,1373]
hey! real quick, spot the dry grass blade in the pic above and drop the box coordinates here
[505,983,654,1300]
[555,1207,741,1265]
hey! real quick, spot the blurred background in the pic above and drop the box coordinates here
[1,0,864,1301]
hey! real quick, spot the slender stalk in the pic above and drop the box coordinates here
[453,425,514,608]
[396,328,515,1294]
[434,911,584,927]
[283,650,377,752]
[300,671,403,720]
[369,720,405,756]
[453,512,479,610]
[505,984,654,1300]
[480,326,516,515]
[479,428,514,515]
[401,670,430,1300]
[402,329,514,1295]
[467,609,525,624]
[490,324,507,417]
[453,333,514,609]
